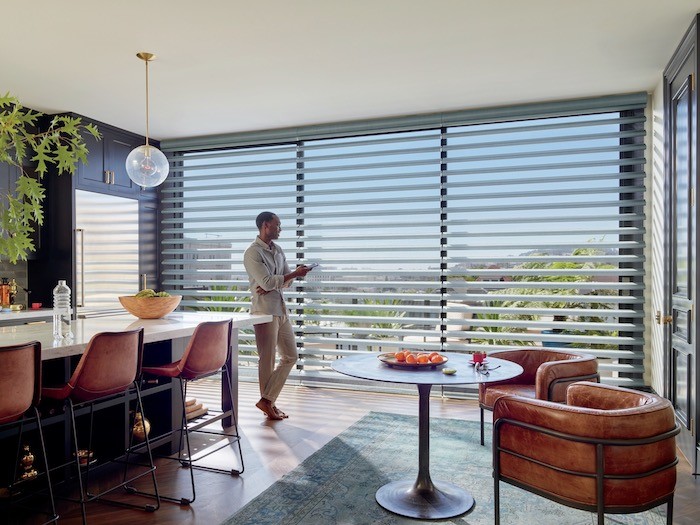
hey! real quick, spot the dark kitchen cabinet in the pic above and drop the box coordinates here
[0,161,41,258]
[76,121,142,197]
[27,114,160,310]
[0,162,20,209]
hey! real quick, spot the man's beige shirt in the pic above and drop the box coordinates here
[243,236,291,316]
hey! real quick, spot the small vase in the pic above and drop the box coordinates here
[132,412,151,442]
[19,444,38,480]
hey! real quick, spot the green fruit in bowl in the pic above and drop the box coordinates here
[134,289,170,298]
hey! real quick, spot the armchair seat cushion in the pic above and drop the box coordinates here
[480,384,535,408]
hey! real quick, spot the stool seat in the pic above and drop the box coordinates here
[142,361,183,378]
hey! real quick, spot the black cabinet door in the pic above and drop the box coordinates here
[0,162,17,208]
[76,126,141,197]
[76,129,107,189]
[0,162,41,258]
[106,130,140,193]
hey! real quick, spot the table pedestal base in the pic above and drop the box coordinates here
[375,478,474,519]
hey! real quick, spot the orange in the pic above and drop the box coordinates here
[428,352,440,360]
[417,355,430,364]
[430,355,445,364]
[394,351,406,362]
[405,354,418,364]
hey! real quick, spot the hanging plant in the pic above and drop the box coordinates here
[0,93,100,262]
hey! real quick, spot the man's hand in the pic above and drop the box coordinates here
[295,264,312,278]
[256,286,270,295]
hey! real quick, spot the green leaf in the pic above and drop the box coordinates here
[0,94,101,262]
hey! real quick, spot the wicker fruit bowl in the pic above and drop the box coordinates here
[118,295,182,319]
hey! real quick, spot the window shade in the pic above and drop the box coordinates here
[160,94,648,390]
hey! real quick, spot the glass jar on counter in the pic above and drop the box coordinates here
[0,278,10,308]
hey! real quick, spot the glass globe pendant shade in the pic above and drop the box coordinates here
[125,144,169,188]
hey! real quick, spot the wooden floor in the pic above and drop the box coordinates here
[8,380,700,524]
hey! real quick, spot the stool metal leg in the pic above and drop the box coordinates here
[61,386,160,523]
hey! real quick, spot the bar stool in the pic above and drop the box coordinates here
[137,318,243,505]
[41,328,159,523]
[0,341,57,524]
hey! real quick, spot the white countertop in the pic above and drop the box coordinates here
[0,311,272,361]
[0,307,53,321]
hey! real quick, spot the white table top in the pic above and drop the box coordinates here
[0,311,272,361]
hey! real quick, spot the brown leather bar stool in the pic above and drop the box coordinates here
[41,328,159,523]
[478,347,599,445]
[137,318,243,505]
[0,341,57,524]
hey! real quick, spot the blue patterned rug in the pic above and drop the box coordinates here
[222,412,667,525]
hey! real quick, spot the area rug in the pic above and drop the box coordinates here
[222,412,667,525]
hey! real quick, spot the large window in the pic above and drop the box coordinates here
[160,95,647,390]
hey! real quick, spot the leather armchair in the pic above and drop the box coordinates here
[478,347,599,445]
[492,382,680,525]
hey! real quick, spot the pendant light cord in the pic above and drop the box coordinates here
[144,58,150,148]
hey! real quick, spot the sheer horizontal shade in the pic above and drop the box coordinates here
[161,93,647,390]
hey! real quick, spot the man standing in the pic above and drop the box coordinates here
[243,212,311,420]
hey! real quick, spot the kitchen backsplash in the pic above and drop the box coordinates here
[0,260,28,307]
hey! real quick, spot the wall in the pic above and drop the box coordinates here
[649,79,667,395]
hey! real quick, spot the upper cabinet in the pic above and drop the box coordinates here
[0,162,20,208]
[0,160,41,258]
[74,116,158,199]
[27,114,161,307]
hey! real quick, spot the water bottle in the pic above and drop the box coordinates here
[52,280,73,340]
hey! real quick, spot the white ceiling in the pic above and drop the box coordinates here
[2,0,700,142]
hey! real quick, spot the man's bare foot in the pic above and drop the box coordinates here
[256,399,283,420]
[273,405,289,419]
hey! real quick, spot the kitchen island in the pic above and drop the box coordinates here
[0,311,271,472]
[0,311,271,362]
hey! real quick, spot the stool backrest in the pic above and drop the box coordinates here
[67,328,144,402]
[179,319,233,379]
[0,341,41,424]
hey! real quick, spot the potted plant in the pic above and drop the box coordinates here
[0,93,100,262]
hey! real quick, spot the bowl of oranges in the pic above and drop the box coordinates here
[378,350,448,369]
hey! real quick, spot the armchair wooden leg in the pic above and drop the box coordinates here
[494,478,500,525]
[667,497,673,525]
[480,407,485,446]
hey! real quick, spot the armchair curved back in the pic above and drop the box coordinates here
[0,341,41,425]
[479,347,598,404]
[493,382,679,524]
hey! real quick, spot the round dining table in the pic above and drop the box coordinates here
[331,351,523,520]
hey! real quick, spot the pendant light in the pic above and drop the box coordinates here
[125,52,169,188]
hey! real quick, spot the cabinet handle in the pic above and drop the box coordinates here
[110,170,115,184]
[76,229,85,307]
[104,170,110,184]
